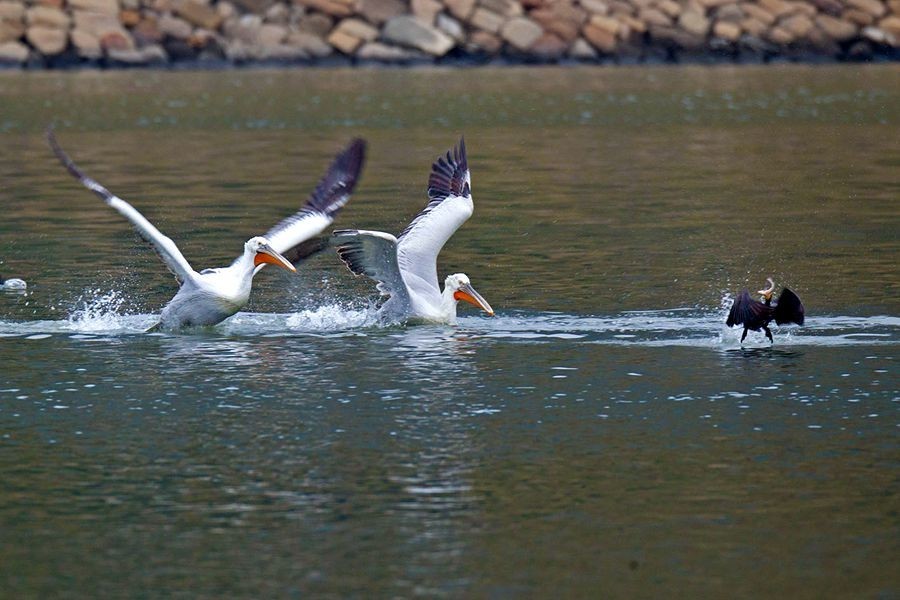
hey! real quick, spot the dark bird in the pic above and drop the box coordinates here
[726,278,805,343]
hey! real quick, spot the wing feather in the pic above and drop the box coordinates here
[396,137,473,295]
[726,290,774,330]
[333,229,409,304]
[773,288,805,326]
[47,129,196,285]
[264,138,366,256]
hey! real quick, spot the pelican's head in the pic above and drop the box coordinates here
[446,273,494,316]
[757,277,775,301]
[246,236,296,272]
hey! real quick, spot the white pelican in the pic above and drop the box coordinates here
[48,130,366,330]
[333,137,493,324]
[726,277,805,343]
[0,275,26,291]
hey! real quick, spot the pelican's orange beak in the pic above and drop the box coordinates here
[254,244,297,272]
[454,282,494,316]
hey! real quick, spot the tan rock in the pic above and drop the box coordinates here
[528,31,566,55]
[467,28,501,51]
[655,0,679,17]
[847,0,886,17]
[696,0,732,7]
[843,8,875,26]
[500,14,542,49]
[0,39,28,61]
[618,13,645,33]
[889,0,900,13]
[356,0,405,24]
[814,14,857,39]
[74,10,131,47]
[285,30,332,55]
[567,36,596,57]
[480,0,522,17]
[607,0,632,15]
[100,28,134,49]
[120,9,141,26]
[578,0,608,15]
[713,19,740,39]
[767,24,794,43]
[582,20,616,50]
[650,22,704,46]
[436,13,465,39]
[26,24,66,53]
[739,15,767,35]
[68,0,119,15]
[217,1,236,19]
[332,17,377,39]
[259,22,287,44]
[786,1,817,17]
[296,13,333,35]
[530,1,587,42]
[780,13,813,37]
[805,23,840,49]
[715,3,743,22]
[294,0,354,18]
[173,0,222,30]
[326,26,361,52]
[382,14,455,54]
[757,0,793,17]
[470,7,504,32]
[71,28,101,56]
[131,16,163,44]
[740,2,775,24]
[588,13,618,34]
[411,0,442,24]
[879,15,900,37]
[640,7,670,27]
[444,0,474,20]
[678,9,709,36]
[0,1,25,22]
[159,13,193,38]
[25,5,67,29]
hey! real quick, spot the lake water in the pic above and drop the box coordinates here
[0,65,898,597]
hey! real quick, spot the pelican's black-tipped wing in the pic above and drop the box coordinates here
[773,288,805,326]
[726,290,774,330]
[263,138,367,256]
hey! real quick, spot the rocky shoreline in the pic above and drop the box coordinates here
[0,0,898,68]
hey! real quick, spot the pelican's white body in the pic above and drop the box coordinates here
[0,278,26,291]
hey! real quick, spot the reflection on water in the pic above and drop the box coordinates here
[1,64,899,597]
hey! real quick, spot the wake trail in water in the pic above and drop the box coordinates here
[0,289,896,348]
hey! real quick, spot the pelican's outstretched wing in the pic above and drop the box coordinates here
[262,138,366,261]
[396,137,473,296]
[726,290,774,330]
[333,229,410,304]
[47,129,197,286]
[774,288,805,326]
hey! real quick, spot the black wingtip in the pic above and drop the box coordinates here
[427,136,470,203]
[774,288,805,326]
[306,138,367,218]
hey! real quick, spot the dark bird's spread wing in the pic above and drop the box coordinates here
[773,288,805,326]
[726,290,774,330]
